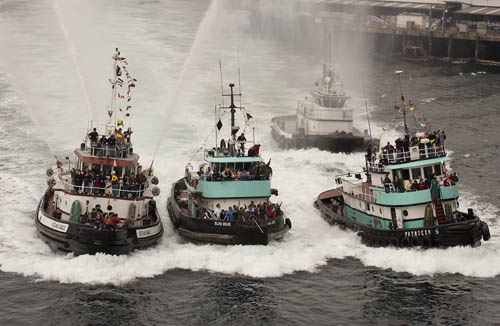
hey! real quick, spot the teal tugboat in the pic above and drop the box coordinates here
[167,83,291,245]
[315,92,490,248]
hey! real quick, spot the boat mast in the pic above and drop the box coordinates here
[106,48,120,137]
[229,83,236,134]
[395,70,409,137]
[221,82,243,137]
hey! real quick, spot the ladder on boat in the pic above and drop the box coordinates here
[434,200,446,225]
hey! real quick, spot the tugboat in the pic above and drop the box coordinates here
[167,83,291,245]
[35,49,163,255]
[314,76,490,248]
[271,64,374,153]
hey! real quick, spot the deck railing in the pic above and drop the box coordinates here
[59,179,147,199]
[368,143,446,171]
[84,143,132,159]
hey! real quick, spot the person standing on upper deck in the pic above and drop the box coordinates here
[88,128,99,155]
[237,133,247,153]
[229,134,237,157]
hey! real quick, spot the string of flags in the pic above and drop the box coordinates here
[378,95,431,140]
[114,55,137,119]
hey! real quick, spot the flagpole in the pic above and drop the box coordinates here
[215,105,218,155]
[107,48,119,137]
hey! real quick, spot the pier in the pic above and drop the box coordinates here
[245,0,500,63]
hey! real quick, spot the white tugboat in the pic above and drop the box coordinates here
[315,76,490,248]
[35,49,163,255]
[167,83,291,245]
[271,64,375,152]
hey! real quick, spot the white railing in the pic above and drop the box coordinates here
[344,186,375,203]
[298,101,352,121]
[84,143,133,159]
[204,140,259,159]
[59,179,148,198]
[369,143,446,170]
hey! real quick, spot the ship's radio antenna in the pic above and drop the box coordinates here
[219,59,224,107]
[237,48,242,109]
[395,70,409,136]
[363,86,373,147]
[328,32,332,68]
[214,105,218,152]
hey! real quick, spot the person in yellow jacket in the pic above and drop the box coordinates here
[111,171,120,196]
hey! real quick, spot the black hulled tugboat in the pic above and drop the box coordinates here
[314,74,490,248]
[167,83,291,245]
[271,64,375,153]
[35,49,163,255]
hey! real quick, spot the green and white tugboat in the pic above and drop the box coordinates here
[167,83,291,245]
[315,76,490,248]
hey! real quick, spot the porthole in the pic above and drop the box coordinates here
[403,210,408,216]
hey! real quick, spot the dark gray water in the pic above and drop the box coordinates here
[0,1,499,325]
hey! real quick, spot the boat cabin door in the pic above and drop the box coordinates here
[390,208,403,229]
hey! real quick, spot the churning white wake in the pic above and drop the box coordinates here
[0,0,499,285]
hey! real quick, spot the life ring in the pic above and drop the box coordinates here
[420,236,432,249]
[481,222,491,241]
[400,237,410,248]
[410,237,421,247]
[374,237,383,247]
[285,218,292,229]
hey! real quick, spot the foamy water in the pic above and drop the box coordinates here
[0,0,498,285]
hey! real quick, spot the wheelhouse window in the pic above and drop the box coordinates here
[393,169,410,181]
[91,164,101,173]
[402,169,410,180]
[434,164,442,176]
[423,166,433,178]
[103,165,112,176]
[411,168,421,180]
[113,166,123,177]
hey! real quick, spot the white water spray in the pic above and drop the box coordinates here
[150,0,218,165]
[53,0,94,121]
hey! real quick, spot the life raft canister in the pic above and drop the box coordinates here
[481,221,491,241]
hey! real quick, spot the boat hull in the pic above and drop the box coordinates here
[35,193,163,255]
[271,115,375,153]
[167,180,291,245]
[315,189,488,248]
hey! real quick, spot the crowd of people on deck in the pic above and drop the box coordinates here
[383,172,459,195]
[77,204,123,230]
[197,161,272,182]
[87,127,133,158]
[368,130,447,166]
[199,201,282,223]
[219,133,261,157]
[70,168,147,198]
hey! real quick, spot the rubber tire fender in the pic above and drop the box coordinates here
[481,221,491,241]
[410,237,421,247]
[285,218,292,230]
[400,237,411,248]
[420,236,432,249]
